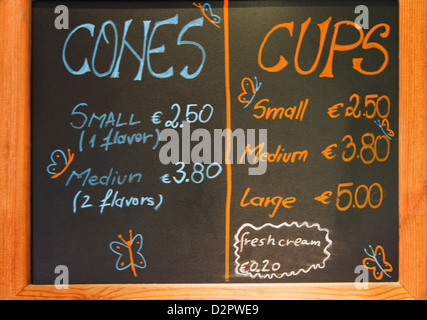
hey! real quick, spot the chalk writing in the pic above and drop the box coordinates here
[258,18,389,77]
[65,168,142,187]
[327,94,391,119]
[314,182,383,212]
[321,133,390,164]
[63,16,206,80]
[239,143,308,164]
[252,98,309,121]
[159,103,214,129]
[240,187,296,218]
[161,162,223,184]
[72,189,163,214]
[31,1,398,284]
[234,222,332,279]
[70,103,141,130]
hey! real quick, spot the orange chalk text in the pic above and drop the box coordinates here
[240,187,296,218]
[258,18,390,77]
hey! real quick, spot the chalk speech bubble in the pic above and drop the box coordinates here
[233,221,332,279]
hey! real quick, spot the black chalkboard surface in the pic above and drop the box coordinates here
[31,0,398,284]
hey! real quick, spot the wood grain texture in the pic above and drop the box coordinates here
[0,0,31,300]
[399,0,427,300]
[15,283,413,300]
[0,0,426,300]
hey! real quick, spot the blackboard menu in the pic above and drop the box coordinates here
[31,0,399,284]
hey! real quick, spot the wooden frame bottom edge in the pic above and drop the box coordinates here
[13,282,414,300]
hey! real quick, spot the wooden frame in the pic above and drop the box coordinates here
[0,0,425,300]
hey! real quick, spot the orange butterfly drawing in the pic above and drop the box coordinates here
[110,230,147,277]
[363,245,393,280]
[374,118,395,140]
[238,76,262,109]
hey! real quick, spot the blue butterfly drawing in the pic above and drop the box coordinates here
[109,230,147,277]
[46,148,75,179]
[193,2,221,28]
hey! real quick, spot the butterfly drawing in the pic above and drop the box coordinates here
[374,118,395,140]
[109,230,147,277]
[238,76,262,109]
[46,148,75,179]
[193,2,221,28]
[363,245,393,280]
